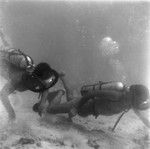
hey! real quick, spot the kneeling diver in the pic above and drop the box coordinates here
[33,75,150,131]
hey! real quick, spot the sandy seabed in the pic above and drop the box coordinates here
[0,78,149,149]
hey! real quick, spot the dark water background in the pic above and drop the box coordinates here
[1,1,150,89]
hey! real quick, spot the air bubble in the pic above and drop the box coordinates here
[99,37,120,57]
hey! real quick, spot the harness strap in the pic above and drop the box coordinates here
[111,109,129,131]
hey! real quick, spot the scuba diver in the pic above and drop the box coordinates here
[33,75,150,131]
[0,48,59,121]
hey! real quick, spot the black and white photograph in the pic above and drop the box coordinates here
[0,0,150,148]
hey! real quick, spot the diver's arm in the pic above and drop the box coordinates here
[59,73,73,101]
[0,82,16,120]
[38,89,49,116]
[39,90,49,104]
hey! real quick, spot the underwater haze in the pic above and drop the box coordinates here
[1,1,150,88]
[0,1,150,149]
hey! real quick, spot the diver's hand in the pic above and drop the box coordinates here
[38,108,46,117]
[38,103,47,117]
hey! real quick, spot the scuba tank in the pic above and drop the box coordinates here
[80,81,124,96]
[0,48,34,71]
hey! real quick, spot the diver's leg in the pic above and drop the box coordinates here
[46,97,94,120]
[0,82,16,121]
[46,97,80,114]
[59,75,73,101]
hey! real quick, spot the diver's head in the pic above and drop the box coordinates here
[33,62,59,88]
[24,62,59,92]
[130,84,150,110]
[33,62,54,79]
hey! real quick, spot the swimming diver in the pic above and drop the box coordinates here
[0,48,60,121]
[34,74,150,130]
